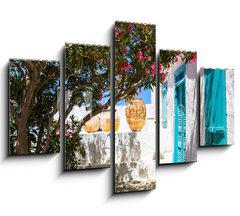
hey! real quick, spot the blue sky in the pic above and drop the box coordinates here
[116,87,151,106]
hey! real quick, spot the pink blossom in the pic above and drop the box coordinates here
[121,63,133,70]
[65,131,70,137]
[190,52,197,63]
[128,24,134,32]
[137,50,145,60]
[175,56,179,63]
[148,56,152,61]
[136,89,141,94]
[159,64,163,73]
[160,74,166,83]
[151,62,156,75]
[145,69,150,75]
[151,62,156,70]
[114,26,118,37]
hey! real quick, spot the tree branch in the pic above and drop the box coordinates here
[20,62,46,120]
[74,77,145,134]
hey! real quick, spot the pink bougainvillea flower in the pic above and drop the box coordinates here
[148,56,152,61]
[160,74,166,83]
[151,62,156,75]
[159,64,163,73]
[128,23,134,32]
[190,52,197,63]
[121,63,133,70]
[151,62,156,70]
[137,50,145,60]
[151,69,156,75]
[114,26,119,37]
[136,88,141,94]
[175,56,179,63]
[65,131,70,137]
[145,69,150,75]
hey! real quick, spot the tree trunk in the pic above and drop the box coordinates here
[15,122,29,154]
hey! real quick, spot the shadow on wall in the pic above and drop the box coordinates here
[186,64,199,162]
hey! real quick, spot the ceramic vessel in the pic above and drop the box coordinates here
[83,115,100,133]
[125,98,146,132]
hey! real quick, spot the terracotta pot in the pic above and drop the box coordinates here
[125,98,146,132]
[100,109,120,132]
[83,115,100,133]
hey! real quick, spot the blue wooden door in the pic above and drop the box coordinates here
[204,69,227,145]
[174,64,186,163]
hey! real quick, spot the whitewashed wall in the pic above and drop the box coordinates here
[160,59,198,163]
[226,69,234,145]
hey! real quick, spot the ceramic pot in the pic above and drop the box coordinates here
[83,115,100,133]
[100,109,120,132]
[125,98,146,132]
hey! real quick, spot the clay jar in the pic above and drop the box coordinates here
[125,98,146,132]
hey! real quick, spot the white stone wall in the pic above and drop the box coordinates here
[160,59,198,163]
[226,69,234,145]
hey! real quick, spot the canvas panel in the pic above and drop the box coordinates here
[114,21,156,193]
[9,59,60,155]
[159,50,198,164]
[64,43,111,170]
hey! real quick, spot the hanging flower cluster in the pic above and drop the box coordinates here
[159,50,197,83]
[115,21,156,100]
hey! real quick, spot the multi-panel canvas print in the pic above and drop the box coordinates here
[159,50,198,164]
[65,43,111,170]
[9,59,60,155]
[200,68,234,146]
[114,21,156,193]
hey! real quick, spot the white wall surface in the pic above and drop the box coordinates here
[226,69,234,145]
[1,1,240,216]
